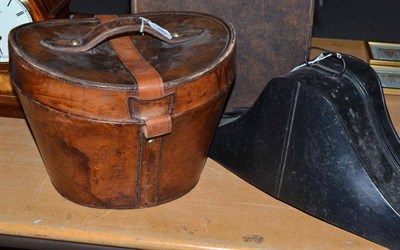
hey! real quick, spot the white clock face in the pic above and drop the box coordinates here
[0,0,33,63]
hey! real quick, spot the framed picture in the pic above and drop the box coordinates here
[368,42,400,67]
[371,65,400,89]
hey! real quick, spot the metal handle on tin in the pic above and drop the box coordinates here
[40,15,204,53]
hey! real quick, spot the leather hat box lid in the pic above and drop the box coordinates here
[9,12,236,122]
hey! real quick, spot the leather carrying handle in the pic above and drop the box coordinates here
[42,15,182,138]
[97,15,174,139]
[41,15,203,53]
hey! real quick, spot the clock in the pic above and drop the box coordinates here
[0,0,34,63]
[0,0,70,118]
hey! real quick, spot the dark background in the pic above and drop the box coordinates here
[69,0,400,43]
[312,0,400,42]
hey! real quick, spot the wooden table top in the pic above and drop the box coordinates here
[0,117,385,249]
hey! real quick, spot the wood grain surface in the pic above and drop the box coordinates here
[0,117,386,249]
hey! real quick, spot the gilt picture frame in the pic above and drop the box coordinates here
[371,65,400,89]
[369,42,400,67]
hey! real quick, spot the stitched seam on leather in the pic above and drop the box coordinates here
[154,136,164,203]
[135,131,144,206]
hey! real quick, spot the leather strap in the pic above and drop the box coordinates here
[97,15,164,99]
[97,15,172,138]
[96,15,173,206]
[137,135,163,206]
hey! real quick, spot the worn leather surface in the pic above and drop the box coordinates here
[134,0,315,111]
[9,12,236,208]
[96,15,171,138]
[209,54,400,249]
